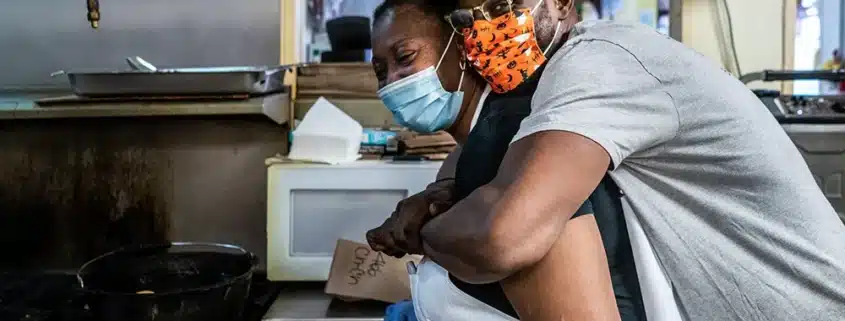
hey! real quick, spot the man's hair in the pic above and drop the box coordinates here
[372,0,458,27]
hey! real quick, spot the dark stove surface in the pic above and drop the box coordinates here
[0,272,82,321]
[757,93,845,124]
[0,271,282,321]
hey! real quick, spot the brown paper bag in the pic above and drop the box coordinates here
[324,239,421,303]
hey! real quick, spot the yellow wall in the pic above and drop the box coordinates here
[281,0,301,125]
[680,0,796,91]
[280,0,300,65]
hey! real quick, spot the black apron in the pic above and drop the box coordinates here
[448,68,647,321]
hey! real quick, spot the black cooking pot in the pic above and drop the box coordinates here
[76,242,258,321]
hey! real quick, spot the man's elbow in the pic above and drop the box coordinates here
[421,218,537,283]
[475,224,551,278]
[448,230,548,284]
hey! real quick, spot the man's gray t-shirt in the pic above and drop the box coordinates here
[513,21,845,320]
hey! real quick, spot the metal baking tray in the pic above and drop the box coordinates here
[58,66,292,97]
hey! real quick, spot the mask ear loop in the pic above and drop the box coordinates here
[542,0,571,55]
[456,60,466,92]
[436,30,465,93]
[435,31,456,71]
[532,0,545,13]
[544,21,562,55]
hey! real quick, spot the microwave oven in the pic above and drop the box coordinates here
[265,157,441,281]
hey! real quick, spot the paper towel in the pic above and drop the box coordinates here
[288,97,364,164]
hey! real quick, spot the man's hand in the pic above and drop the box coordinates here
[366,178,456,258]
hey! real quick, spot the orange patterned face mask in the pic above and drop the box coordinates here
[463,8,546,93]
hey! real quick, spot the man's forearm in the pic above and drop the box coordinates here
[420,183,511,283]
[421,131,608,285]
[420,178,578,283]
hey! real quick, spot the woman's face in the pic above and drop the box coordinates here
[371,5,464,92]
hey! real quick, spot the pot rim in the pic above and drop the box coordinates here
[76,242,258,297]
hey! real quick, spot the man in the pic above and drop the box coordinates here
[368,1,636,320]
[371,0,845,320]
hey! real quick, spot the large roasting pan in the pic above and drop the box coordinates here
[57,66,292,97]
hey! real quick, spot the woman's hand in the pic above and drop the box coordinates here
[366,178,455,258]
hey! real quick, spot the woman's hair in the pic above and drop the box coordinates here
[372,0,458,27]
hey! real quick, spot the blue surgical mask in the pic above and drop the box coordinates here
[377,32,466,133]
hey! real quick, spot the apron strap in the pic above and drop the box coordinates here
[470,85,493,130]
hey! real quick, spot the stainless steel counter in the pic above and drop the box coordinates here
[782,123,845,222]
[262,283,386,321]
[0,91,290,124]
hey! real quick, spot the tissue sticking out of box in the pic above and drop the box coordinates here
[288,97,363,164]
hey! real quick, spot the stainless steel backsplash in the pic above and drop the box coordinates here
[0,0,280,89]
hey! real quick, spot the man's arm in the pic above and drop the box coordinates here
[420,130,610,283]
[420,40,680,283]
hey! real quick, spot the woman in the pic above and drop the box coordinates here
[367,1,644,320]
